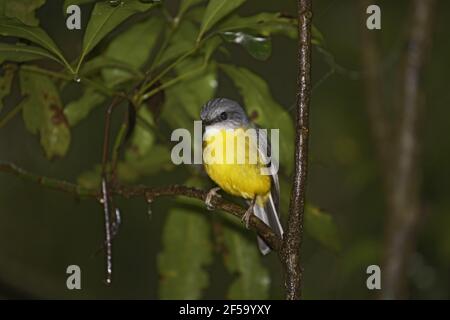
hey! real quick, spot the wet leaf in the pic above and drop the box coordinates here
[217,12,297,38]
[221,31,271,61]
[0,43,61,65]
[217,13,325,46]
[64,87,106,126]
[2,0,45,26]
[19,69,71,159]
[221,217,270,299]
[79,0,157,66]
[305,205,341,252]
[198,0,246,41]
[0,17,67,66]
[102,17,163,87]
[221,65,295,173]
[158,199,212,299]
[0,64,15,113]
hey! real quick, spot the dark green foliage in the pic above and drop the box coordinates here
[0,0,339,299]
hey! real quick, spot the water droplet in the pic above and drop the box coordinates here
[305,11,313,19]
[74,76,81,83]
[146,197,153,219]
[109,0,121,7]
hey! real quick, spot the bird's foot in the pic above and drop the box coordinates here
[205,187,221,211]
[242,204,254,229]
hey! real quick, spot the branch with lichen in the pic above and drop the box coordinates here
[281,0,312,300]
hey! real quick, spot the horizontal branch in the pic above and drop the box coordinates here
[0,162,281,252]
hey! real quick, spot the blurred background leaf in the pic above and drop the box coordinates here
[305,205,341,252]
[0,0,46,26]
[0,64,15,113]
[158,196,213,299]
[220,216,270,299]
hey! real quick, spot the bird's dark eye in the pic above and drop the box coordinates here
[219,112,228,121]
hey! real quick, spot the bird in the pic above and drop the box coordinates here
[200,98,283,255]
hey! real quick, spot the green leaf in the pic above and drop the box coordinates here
[0,17,69,69]
[154,19,197,68]
[158,199,212,299]
[161,59,217,129]
[64,87,106,126]
[102,17,163,87]
[80,56,142,78]
[221,65,295,173]
[177,0,205,19]
[2,0,45,26]
[63,0,96,11]
[198,0,246,41]
[19,69,71,159]
[221,31,271,61]
[217,13,325,46]
[312,25,326,47]
[0,43,62,65]
[78,0,157,70]
[305,205,341,252]
[217,12,296,38]
[0,64,15,113]
[221,218,270,299]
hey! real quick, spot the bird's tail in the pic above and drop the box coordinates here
[254,194,284,255]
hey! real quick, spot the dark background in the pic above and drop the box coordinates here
[0,0,449,299]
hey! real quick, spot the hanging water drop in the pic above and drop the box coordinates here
[109,0,121,7]
[146,197,153,219]
[74,76,81,83]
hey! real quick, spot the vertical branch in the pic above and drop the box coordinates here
[381,0,436,299]
[281,0,312,300]
[359,0,391,178]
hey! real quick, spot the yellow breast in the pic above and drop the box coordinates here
[203,127,271,200]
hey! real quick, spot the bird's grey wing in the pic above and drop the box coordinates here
[255,127,280,211]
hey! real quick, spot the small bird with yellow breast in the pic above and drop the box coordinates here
[200,98,283,255]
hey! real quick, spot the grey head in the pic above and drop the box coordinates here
[200,98,250,128]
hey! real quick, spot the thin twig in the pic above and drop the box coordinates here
[281,0,312,300]
[100,97,122,285]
